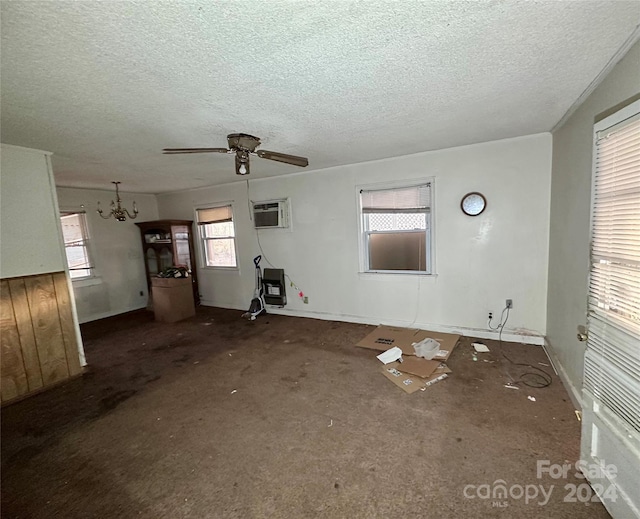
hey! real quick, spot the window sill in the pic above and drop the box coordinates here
[71,276,102,288]
[201,266,240,274]
[359,271,437,278]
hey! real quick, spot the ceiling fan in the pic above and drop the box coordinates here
[163,133,309,176]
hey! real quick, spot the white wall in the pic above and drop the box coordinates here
[56,187,159,323]
[157,133,552,342]
[547,41,640,405]
[1,144,66,278]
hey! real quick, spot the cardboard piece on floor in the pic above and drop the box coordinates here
[381,362,426,394]
[357,326,424,352]
[434,363,452,375]
[398,356,440,379]
[356,325,460,360]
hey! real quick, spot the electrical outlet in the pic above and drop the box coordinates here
[488,312,493,321]
[303,296,309,304]
[506,299,513,309]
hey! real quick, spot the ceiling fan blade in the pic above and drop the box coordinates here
[162,148,230,154]
[256,150,309,167]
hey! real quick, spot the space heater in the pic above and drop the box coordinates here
[263,268,286,306]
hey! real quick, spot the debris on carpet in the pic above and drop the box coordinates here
[356,325,460,394]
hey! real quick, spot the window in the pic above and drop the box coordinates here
[360,182,432,273]
[589,109,640,330]
[196,205,237,268]
[60,212,93,279]
[584,101,640,433]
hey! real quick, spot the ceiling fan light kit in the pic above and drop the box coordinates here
[163,133,309,176]
[235,148,251,176]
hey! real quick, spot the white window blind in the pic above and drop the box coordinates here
[196,205,237,267]
[361,184,431,213]
[196,205,233,225]
[585,111,640,434]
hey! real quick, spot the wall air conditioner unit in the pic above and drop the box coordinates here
[252,199,289,229]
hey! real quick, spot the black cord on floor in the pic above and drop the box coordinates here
[494,307,553,389]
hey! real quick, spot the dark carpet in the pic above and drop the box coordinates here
[1,307,609,518]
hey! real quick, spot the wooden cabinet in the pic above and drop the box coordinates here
[135,220,199,304]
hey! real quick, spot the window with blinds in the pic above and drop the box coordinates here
[360,183,432,273]
[60,212,93,279]
[584,104,640,434]
[196,205,237,268]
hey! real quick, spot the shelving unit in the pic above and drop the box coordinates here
[135,220,199,304]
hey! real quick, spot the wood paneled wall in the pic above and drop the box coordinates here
[1,271,82,404]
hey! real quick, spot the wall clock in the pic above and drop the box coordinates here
[461,192,486,216]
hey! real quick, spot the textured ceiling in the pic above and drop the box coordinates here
[1,1,639,193]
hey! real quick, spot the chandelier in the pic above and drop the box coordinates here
[97,181,138,221]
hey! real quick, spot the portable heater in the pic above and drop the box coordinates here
[263,268,286,306]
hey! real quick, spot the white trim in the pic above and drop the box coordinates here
[193,201,239,270]
[77,303,148,324]
[199,298,244,309]
[0,143,53,156]
[157,133,549,196]
[59,209,97,282]
[359,270,437,278]
[544,338,583,410]
[552,25,640,132]
[199,265,240,273]
[47,155,86,365]
[55,184,146,197]
[199,299,545,345]
[71,276,103,288]
[594,98,640,133]
[356,178,435,274]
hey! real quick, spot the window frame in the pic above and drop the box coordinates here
[59,210,95,281]
[588,98,640,331]
[357,179,435,275]
[195,203,239,270]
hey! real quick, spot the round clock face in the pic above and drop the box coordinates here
[461,192,486,216]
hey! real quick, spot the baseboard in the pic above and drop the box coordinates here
[199,300,545,345]
[544,338,583,410]
[78,304,148,324]
[199,299,246,311]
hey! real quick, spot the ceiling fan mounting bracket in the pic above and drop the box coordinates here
[227,133,261,153]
